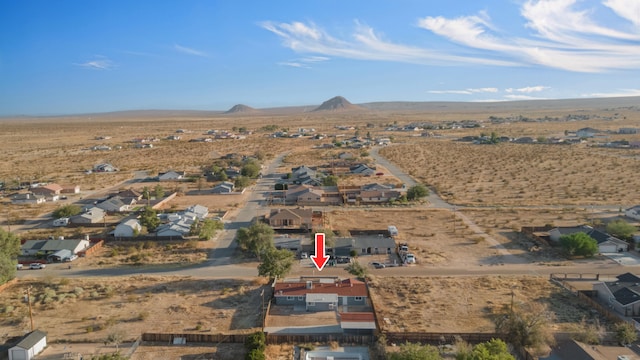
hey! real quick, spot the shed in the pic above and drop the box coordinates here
[47,249,72,262]
[8,330,47,360]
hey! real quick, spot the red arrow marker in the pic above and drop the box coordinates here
[311,233,330,271]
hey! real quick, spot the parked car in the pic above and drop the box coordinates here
[371,262,385,269]
[300,252,308,259]
[403,254,416,264]
[16,264,23,270]
[53,217,69,227]
[29,263,46,270]
[63,255,78,262]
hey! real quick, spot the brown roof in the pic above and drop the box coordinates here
[339,312,375,322]
[269,208,313,220]
[274,278,367,297]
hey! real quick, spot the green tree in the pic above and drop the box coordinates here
[236,222,275,259]
[245,331,266,351]
[322,175,339,186]
[142,186,151,205]
[0,228,21,284]
[241,162,261,178]
[258,248,294,278]
[495,301,554,355]
[457,339,514,360]
[245,349,265,360]
[389,342,441,360]
[198,219,224,240]
[407,184,429,200]
[52,204,82,218]
[345,260,368,278]
[139,206,160,232]
[559,232,598,257]
[606,219,636,241]
[234,176,251,190]
[154,184,165,199]
[615,322,637,345]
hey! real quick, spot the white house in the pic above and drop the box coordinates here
[21,239,90,257]
[114,219,142,238]
[8,330,47,360]
[549,225,628,253]
[158,170,185,181]
[212,181,235,194]
[70,207,105,224]
[11,193,46,205]
[183,204,209,220]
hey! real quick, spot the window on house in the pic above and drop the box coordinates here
[298,296,303,301]
[355,296,363,301]
[307,302,315,306]
[287,296,294,300]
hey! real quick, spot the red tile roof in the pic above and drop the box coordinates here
[274,278,367,297]
[339,312,375,322]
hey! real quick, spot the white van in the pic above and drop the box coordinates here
[388,225,398,237]
[53,217,69,227]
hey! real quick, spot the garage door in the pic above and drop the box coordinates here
[599,244,617,253]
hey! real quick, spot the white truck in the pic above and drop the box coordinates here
[388,225,398,237]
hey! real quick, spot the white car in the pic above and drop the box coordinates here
[29,263,46,270]
[404,254,416,264]
[16,264,23,270]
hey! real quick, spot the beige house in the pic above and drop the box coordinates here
[268,208,313,229]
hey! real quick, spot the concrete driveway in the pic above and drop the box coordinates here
[602,252,640,266]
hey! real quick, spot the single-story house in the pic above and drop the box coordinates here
[212,181,235,194]
[350,164,375,176]
[47,249,72,262]
[8,330,47,360]
[183,204,209,220]
[274,236,302,252]
[114,219,142,238]
[158,170,185,181]
[23,238,91,257]
[70,207,105,224]
[593,272,640,317]
[541,339,639,360]
[296,187,342,206]
[549,225,628,253]
[268,208,313,230]
[359,190,402,204]
[274,278,368,311]
[115,189,143,200]
[333,236,396,257]
[61,184,81,194]
[96,196,134,212]
[576,127,601,138]
[283,184,313,204]
[11,193,46,205]
[31,183,63,196]
[156,221,190,238]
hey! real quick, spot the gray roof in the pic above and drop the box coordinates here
[40,239,87,252]
[604,273,640,305]
[15,330,47,349]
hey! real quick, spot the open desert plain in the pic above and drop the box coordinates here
[2,96,640,359]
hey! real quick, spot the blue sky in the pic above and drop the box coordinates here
[1,0,639,115]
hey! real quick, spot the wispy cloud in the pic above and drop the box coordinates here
[74,56,115,70]
[429,87,498,95]
[506,86,550,93]
[581,89,640,98]
[504,94,547,100]
[263,1,640,73]
[174,44,209,57]
[279,56,330,68]
[260,20,516,67]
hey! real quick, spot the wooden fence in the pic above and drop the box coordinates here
[142,333,249,344]
[266,334,374,345]
[384,332,505,345]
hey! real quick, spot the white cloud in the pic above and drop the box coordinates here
[260,20,516,67]
[505,86,550,93]
[581,89,640,98]
[174,44,209,57]
[429,87,498,95]
[278,56,330,69]
[262,1,640,73]
[504,94,547,100]
[74,56,115,70]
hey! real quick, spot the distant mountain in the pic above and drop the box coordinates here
[312,96,363,112]
[225,104,257,114]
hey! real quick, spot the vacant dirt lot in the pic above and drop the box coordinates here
[381,140,640,206]
[325,208,531,267]
[368,275,603,333]
[0,276,266,343]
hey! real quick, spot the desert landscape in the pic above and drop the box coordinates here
[2,96,640,359]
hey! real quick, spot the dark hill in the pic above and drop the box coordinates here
[312,96,363,112]
[225,104,257,114]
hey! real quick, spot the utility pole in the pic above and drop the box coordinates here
[25,286,34,331]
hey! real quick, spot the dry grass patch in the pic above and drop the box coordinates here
[381,141,640,206]
[368,275,603,333]
[0,276,264,342]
